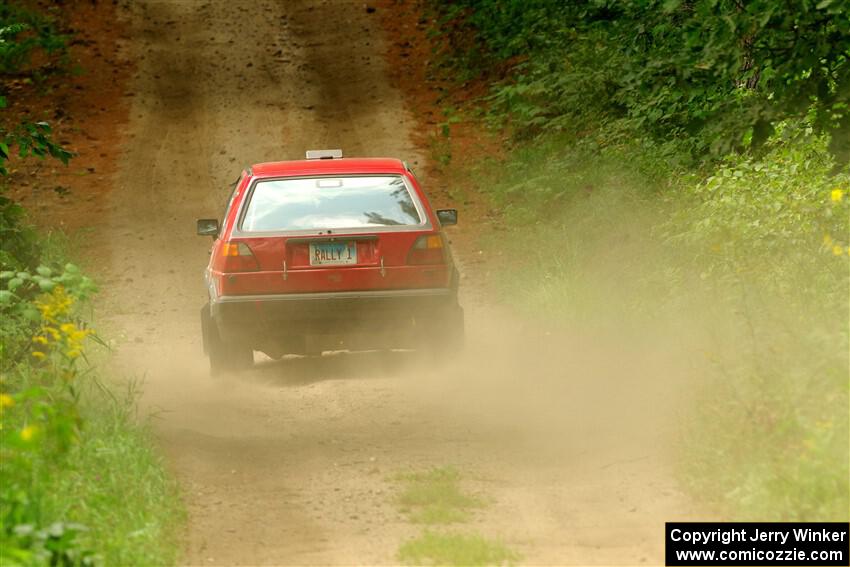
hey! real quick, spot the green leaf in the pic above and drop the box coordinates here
[35,277,56,291]
[22,305,40,322]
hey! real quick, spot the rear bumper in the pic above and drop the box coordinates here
[210,288,460,341]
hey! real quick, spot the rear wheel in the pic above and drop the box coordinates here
[201,304,254,376]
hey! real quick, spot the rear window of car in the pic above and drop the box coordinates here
[240,175,424,232]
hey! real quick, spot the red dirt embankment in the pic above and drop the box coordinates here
[3,0,130,236]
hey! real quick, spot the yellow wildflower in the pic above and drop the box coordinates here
[0,394,13,408]
[833,245,844,256]
[831,188,845,202]
[32,335,48,345]
[823,234,833,246]
[34,286,74,325]
[72,329,91,342]
[31,351,46,360]
[20,425,37,442]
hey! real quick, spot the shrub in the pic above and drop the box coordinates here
[431,0,850,164]
[1,267,99,565]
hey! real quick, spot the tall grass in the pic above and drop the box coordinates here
[45,378,184,566]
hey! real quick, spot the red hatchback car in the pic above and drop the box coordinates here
[197,150,464,374]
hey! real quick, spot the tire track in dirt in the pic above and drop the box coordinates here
[91,1,696,565]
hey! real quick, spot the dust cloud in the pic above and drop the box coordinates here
[91,0,714,564]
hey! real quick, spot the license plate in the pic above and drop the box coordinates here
[309,241,357,266]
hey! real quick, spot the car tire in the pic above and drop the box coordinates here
[202,303,254,376]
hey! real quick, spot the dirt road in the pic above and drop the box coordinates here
[91,1,695,564]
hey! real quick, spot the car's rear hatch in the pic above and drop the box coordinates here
[212,173,451,296]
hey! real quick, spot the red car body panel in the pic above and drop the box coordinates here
[206,158,452,300]
[199,155,464,370]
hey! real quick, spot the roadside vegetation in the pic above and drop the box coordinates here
[394,467,518,566]
[425,0,849,521]
[1,5,182,565]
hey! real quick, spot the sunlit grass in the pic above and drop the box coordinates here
[54,381,184,565]
[396,466,482,524]
[398,531,519,566]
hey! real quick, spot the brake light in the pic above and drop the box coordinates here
[407,234,446,265]
[214,241,260,272]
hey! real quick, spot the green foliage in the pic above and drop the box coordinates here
[432,0,850,163]
[0,235,182,566]
[1,521,96,567]
[470,120,848,520]
[0,5,68,75]
[0,118,73,177]
[0,194,40,271]
[1,373,184,566]
[40,381,184,566]
[664,124,850,301]
[667,128,849,520]
[429,0,848,529]
[0,262,96,365]
[1,277,100,565]
[0,103,73,177]
[0,8,73,177]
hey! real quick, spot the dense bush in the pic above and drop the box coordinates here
[433,0,850,163]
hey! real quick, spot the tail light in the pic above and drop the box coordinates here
[213,241,260,272]
[407,234,446,265]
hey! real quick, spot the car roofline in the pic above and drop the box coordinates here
[249,157,408,178]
